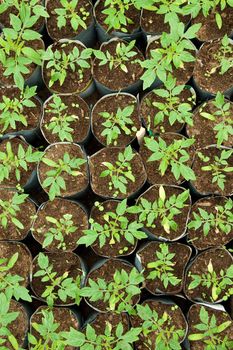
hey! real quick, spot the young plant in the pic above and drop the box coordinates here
[78,200,146,254]
[146,0,188,24]
[93,40,138,73]
[0,252,31,302]
[136,303,185,350]
[199,92,233,147]
[33,252,83,307]
[99,104,137,146]
[41,152,86,201]
[144,136,196,181]
[197,149,233,191]
[43,43,92,88]
[100,145,136,197]
[0,0,48,22]
[81,268,144,314]
[139,21,200,89]
[146,243,181,289]
[129,186,190,234]
[188,259,233,302]
[54,0,90,31]
[44,95,80,142]
[188,198,233,237]
[188,306,233,349]
[0,86,37,135]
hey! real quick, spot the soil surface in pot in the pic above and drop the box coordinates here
[0,189,35,241]
[140,87,194,134]
[0,87,41,135]
[140,133,195,186]
[43,41,92,94]
[38,143,88,198]
[185,247,233,303]
[30,306,79,350]
[0,241,32,287]
[93,39,144,91]
[137,242,191,294]
[42,94,90,144]
[186,99,233,148]
[193,39,233,94]
[46,0,93,41]
[130,300,187,350]
[89,147,146,199]
[191,147,233,196]
[187,303,233,350]
[87,312,129,334]
[32,198,88,252]
[147,39,196,85]
[92,93,140,147]
[187,196,233,250]
[85,259,140,312]
[31,252,83,305]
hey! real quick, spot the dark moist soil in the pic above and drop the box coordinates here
[0,189,35,241]
[89,147,147,199]
[186,99,233,148]
[38,143,88,197]
[187,304,233,350]
[43,41,92,94]
[92,94,140,146]
[187,196,233,250]
[147,39,196,85]
[0,40,44,87]
[93,40,144,91]
[42,94,90,144]
[193,6,233,41]
[32,197,88,252]
[31,251,83,305]
[89,312,129,335]
[140,87,195,134]
[185,247,233,303]
[140,133,195,186]
[30,306,79,350]
[137,185,191,240]
[0,87,41,134]
[94,0,140,33]
[46,0,93,40]
[191,146,233,196]
[137,242,191,295]
[90,200,139,258]
[0,241,32,287]
[193,39,233,94]
[130,300,187,350]
[85,259,140,312]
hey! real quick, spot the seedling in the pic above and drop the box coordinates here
[81,267,144,314]
[44,95,80,142]
[41,152,86,200]
[136,303,185,350]
[188,259,233,302]
[100,146,136,197]
[0,0,48,21]
[0,141,42,186]
[0,86,37,136]
[0,252,31,302]
[188,306,233,349]
[197,149,233,191]
[43,43,92,88]
[33,252,83,307]
[54,0,90,31]
[144,136,196,181]
[129,185,190,235]
[145,0,188,25]
[78,200,146,254]
[199,92,233,147]
[188,198,233,237]
[99,104,137,146]
[146,243,181,289]
[93,40,138,73]
[139,21,200,89]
